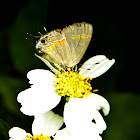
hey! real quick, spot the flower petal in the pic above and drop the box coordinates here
[32,111,63,136]
[80,55,115,78]
[27,69,55,85]
[71,123,102,140]
[80,55,106,75]
[17,85,61,116]
[54,126,102,140]
[9,127,28,140]
[53,128,71,140]
[64,93,110,135]
[90,110,106,134]
[88,93,110,116]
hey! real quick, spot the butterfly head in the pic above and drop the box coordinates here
[36,30,62,54]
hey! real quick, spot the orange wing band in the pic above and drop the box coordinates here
[44,39,66,54]
[71,35,91,39]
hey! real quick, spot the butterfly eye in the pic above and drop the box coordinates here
[41,39,45,43]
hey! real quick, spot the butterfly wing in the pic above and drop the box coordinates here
[36,22,93,68]
[36,30,71,68]
[62,22,93,67]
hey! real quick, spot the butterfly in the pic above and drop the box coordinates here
[36,22,93,69]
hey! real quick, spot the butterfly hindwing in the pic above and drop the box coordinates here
[62,22,93,67]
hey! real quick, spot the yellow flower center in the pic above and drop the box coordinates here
[55,68,92,98]
[27,133,51,140]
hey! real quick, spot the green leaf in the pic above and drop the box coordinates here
[9,0,49,74]
[0,75,26,113]
[0,119,10,140]
[65,96,70,103]
[103,92,140,140]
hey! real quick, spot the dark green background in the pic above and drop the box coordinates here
[0,0,139,140]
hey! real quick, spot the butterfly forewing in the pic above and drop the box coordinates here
[36,30,71,67]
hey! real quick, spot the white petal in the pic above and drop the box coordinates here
[9,127,28,140]
[80,55,115,78]
[80,55,106,75]
[32,111,63,136]
[27,69,55,85]
[17,85,61,116]
[64,93,110,135]
[17,69,61,116]
[90,110,106,134]
[88,93,110,116]
[53,128,71,140]
[54,126,102,140]
[71,123,102,140]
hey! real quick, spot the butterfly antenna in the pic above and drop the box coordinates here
[26,33,40,39]
[38,31,43,36]
[44,27,48,33]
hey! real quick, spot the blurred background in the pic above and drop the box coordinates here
[0,0,139,140]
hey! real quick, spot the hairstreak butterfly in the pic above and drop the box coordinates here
[36,22,93,69]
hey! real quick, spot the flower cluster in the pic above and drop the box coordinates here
[9,55,115,140]
[55,68,93,98]
[9,54,115,140]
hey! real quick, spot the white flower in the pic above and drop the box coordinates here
[17,55,115,116]
[9,111,63,140]
[53,93,110,140]
[64,94,109,139]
